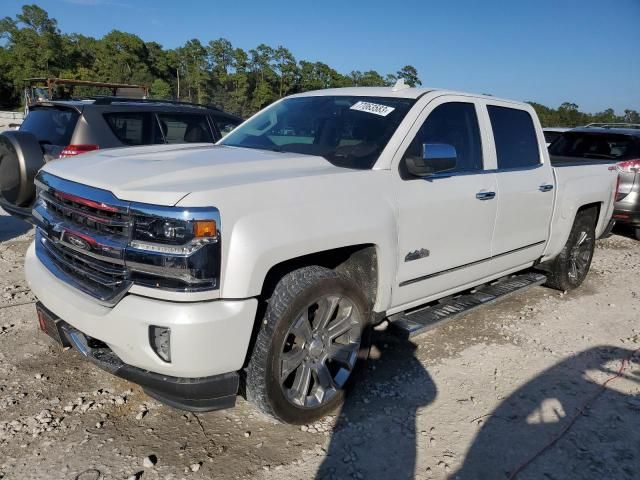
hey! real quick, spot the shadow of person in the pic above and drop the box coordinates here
[453,345,640,480]
[317,331,437,480]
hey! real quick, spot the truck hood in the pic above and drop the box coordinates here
[41,144,346,205]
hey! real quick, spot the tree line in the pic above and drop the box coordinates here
[1,4,638,126]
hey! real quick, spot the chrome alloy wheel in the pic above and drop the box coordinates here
[279,294,362,409]
[568,230,592,281]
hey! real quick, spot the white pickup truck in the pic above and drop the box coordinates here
[25,86,618,424]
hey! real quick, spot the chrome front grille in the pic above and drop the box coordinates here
[33,172,133,306]
[39,188,131,237]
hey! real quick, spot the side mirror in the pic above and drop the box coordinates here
[405,143,458,177]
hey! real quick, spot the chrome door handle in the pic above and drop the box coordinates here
[476,191,496,200]
[539,184,554,192]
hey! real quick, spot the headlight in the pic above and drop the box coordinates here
[125,205,221,292]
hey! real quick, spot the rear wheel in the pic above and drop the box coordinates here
[245,266,370,424]
[544,208,597,291]
[634,227,640,241]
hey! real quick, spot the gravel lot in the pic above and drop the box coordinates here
[1,209,638,480]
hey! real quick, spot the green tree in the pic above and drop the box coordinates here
[273,46,297,98]
[359,70,387,86]
[0,4,65,88]
[175,39,208,103]
[94,30,151,84]
[150,78,172,98]
[624,109,640,124]
[396,65,421,87]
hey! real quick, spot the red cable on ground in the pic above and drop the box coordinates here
[507,346,640,480]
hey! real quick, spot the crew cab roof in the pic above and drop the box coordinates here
[289,86,523,105]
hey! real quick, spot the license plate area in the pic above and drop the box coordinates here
[36,303,70,348]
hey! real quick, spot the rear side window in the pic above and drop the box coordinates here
[212,115,241,137]
[104,112,153,146]
[544,130,563,145]
[488,106,540,169]
[549,132,638,160]
[20,107,79,146]
[402,102,483,174]
[156,113,214,144]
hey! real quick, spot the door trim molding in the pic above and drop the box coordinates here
[399,240,546,287]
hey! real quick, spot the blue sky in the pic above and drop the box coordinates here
[4,0,640,113]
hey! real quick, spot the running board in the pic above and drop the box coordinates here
[390,272,547,338]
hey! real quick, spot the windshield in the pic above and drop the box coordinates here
[549,132,639,160]
[221,96,415,169]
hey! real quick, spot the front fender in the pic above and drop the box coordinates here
[176,168,398,311]
[219,200,397,312]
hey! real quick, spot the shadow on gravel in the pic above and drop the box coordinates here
[454,346,640,480]
[0,210,31,242]
[317,334,437,480]
[611,224,639,242]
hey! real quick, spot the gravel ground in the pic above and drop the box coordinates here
[0,209,638,480]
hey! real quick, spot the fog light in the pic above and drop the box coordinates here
[149,326,171,363]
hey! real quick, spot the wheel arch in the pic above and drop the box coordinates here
[240,244,383,372]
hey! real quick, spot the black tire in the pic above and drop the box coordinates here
[634,227,640,241]
[544,208,597,291]
[245,266,371,424]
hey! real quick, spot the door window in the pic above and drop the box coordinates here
[156,113,214,144]
[212,115,241,137]
[488,106,540,169]
[104,112,158,146]
[401,102,483,177]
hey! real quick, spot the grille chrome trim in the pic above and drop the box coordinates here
[40,235,127,287]
[36,231,132,307]
[33,172,133,306]
[40,190,131,229]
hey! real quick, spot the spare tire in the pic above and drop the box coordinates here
[0,130,45,207]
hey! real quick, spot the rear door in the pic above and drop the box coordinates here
[482,102,554,267]
[391,95,498,308]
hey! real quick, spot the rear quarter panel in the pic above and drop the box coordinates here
[543,163,617,261]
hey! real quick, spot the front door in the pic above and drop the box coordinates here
[392,96,498,309]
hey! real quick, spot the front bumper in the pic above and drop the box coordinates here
[25,241,258,380]
[40,303,239,411]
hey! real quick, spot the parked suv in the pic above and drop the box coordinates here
[0,98,242,218]
[549,125,640,239]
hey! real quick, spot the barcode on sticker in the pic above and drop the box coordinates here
[350,101,395,117]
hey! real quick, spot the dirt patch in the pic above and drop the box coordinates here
[0,208,638,479]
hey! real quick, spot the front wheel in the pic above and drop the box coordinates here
[544,208,597,291]
[245,266,370,424]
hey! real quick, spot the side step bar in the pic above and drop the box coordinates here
[390,272,547,338]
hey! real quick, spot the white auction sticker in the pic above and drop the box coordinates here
[350,101,395,117]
